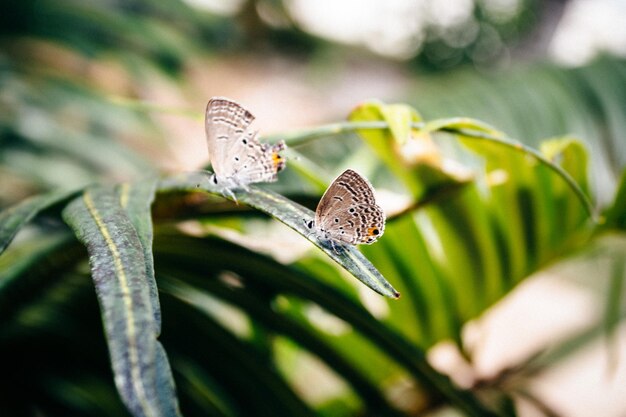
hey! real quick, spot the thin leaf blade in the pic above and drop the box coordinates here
[62,187,180,417]
[0,189,76,256]
[603,168,626,229]
[159,172,400,299]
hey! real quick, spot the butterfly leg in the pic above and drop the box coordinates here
[222,187,238,204]
[329,239,340,255]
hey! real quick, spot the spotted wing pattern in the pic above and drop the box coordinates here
[205,97,285,187]
[315,169,385,245]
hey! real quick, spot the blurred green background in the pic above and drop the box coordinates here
[2,0,626,416]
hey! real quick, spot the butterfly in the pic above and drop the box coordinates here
[205,97,286,198]
[306,169,385,250]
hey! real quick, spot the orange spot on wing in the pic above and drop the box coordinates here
[367,227,380,236]
[272,152,285,171]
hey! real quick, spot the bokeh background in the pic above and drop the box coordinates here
[2,0,626,416]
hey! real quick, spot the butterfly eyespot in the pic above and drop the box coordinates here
[367,227,380,237]
[242,139,247,144]
[349,208,355,213]
[234,156,239,161]
[334,218,339,223]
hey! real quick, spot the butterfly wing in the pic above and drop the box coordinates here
[205,97,285,185]
[227,130,286,185]
[205,97,255,177]
[315,169,385,244]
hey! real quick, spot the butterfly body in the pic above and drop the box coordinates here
[205,98,285,195]
[308,169,385,247]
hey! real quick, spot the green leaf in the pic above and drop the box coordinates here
[453,129,597,223]
[159,171,400,299]
[0,189,77,256]
[153,234,499,417]
[428,185,504,316]
[116,179,178,416]
[370,101,423,145]
[170,358,238,417]
[117,179,161,334]
[161,274,402,415]
[159,291,317,417]
[348,101,469,199]
[540,137,590,195]
[62,187,180,417]
[422,117,503,136]
[361,218,447,346]
[348,100,422,146]
[0,231,82,332]
[604,168,626,230]
[604,250,625,364]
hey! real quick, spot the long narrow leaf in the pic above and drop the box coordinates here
[159,293,317,417]
[159,274,403,416]
[153,234,500,417]
[158,171,400,299]
[0,189,77,256]
[604,168,626,230]
[62,188,180,417]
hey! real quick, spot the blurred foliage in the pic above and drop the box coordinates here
[0,0,538,68]
[410,0,540,70]
[0,0,607,208]
[2,0,626,416]
[1,101,618,416]
[0,0,228,206]
[0,0,213,71]
[410,57,626,203]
